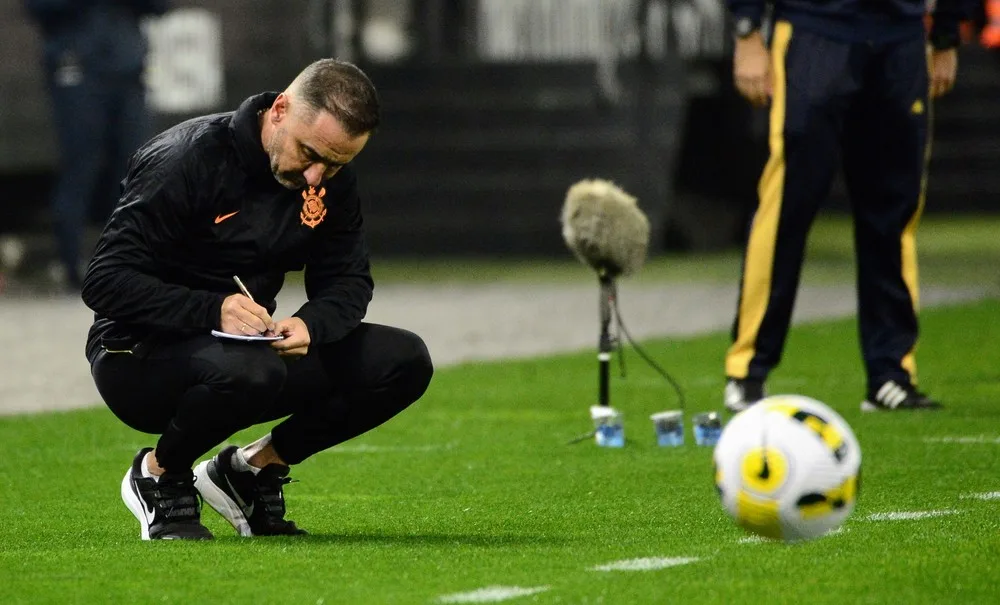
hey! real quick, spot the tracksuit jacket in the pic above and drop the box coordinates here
[727,0,974,48]
[81,93,374,362]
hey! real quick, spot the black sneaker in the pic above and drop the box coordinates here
[725,378,766,413]
[119,447,213,540]
[194,445,307,537]
[861,380,943,412]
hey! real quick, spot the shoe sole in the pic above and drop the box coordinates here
[194,460,254,537]
[120,469,152,541]
[861,400,942,412]
[860,400,880,413]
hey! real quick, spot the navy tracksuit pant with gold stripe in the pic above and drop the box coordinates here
[726,21,930,391]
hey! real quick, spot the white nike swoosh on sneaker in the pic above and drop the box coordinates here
[134,480,157,523]
[224,474,254,518]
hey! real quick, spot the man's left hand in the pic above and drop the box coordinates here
[270,317,311,357]
[930,48,958,98]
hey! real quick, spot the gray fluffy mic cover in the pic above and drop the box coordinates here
[561,179,650,277]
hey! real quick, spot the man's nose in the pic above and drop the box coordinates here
[304,164,325,187]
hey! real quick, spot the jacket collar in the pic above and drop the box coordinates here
[230,92,279,182]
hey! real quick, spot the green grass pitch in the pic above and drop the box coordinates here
[1,300,998,604]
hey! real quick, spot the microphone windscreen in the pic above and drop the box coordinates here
[561,179,650,277]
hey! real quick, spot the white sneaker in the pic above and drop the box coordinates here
[724,378,766,413]
[120,447,213,540]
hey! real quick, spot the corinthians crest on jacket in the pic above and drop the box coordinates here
[300,186,327,228]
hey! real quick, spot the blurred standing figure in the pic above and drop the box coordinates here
[23,0,170,289]
[723,0,974,412]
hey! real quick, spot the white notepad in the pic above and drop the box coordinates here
[210,330,285,342]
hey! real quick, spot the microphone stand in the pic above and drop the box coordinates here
[597,269,615,407]
[567,266,620,445]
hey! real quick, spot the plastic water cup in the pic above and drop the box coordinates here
[590,405,625,448]
[650,410,684,447]
[693,411,723,446]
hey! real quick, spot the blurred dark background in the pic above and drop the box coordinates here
[0,0,997,282]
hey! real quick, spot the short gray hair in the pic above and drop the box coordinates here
[293,59,380,136]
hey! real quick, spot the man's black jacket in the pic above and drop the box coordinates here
[81,93,374,362]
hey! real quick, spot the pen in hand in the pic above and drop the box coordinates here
[232,275,276,336]
[232,274,254,303]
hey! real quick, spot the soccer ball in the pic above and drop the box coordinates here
[713,395,862,541]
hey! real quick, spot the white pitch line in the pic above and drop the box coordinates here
[922,436,1000,445]
[436,586,550,604]
[590,557,700,572]
[866,509,959,522]
[960,491,1000,501]
[325,442,457,454]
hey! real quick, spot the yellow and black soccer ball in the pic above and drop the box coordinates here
[713,395,862,541]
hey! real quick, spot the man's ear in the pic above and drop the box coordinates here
[271,93,289,123]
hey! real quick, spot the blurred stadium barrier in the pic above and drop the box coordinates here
[476,0,726,62]
[144,8,225,114]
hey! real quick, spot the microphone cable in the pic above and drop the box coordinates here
[565,279,688,445]
[609,280,687,414]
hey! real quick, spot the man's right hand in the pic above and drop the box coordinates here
[220,294,276,335]
[734,32,772,108]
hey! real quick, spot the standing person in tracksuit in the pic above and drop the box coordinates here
[23,0,168,289]
[722,0,973,413]
[82,59,434,540]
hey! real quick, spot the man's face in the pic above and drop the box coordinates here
[263,94,370,190]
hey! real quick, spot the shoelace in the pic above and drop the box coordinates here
[154,476,201,522]
[256,475,292,516]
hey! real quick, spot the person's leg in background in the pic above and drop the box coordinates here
[842,35,942,412]
[91,335,289,540]
[195,323,433,537]
[45,59,110,290]
[725,24,858,412]
[92,74,152,225]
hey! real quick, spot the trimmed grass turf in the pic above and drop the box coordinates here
[1,300,999,604]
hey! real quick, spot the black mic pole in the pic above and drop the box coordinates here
[598,270,614,407]
[567,268,617,445]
